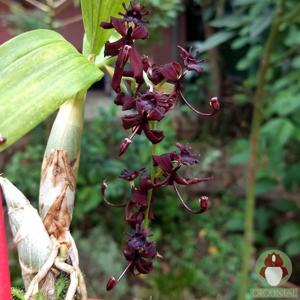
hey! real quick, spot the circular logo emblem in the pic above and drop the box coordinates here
[256,249,292,287]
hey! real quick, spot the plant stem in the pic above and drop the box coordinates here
[1,177,53,292]
[54,15,82,28]
[25,0,48,11]
[238,1,285,299]
[144,122,158,229]
[45,0,55,30]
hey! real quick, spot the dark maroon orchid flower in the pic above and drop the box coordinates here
[152,144,212,214]
[131,175,154,207]
[114,92,136,111]
[120,168,145,181]
[118,121,164,156]
[144,48,220,117]
[125,174,156,228]
[101,169,149,206]
[123,227,157,271]
[102,171,156,228]
[177,45,205,73]
[145,62,165,85]
[119,2,149,24]
[172,142,199,165]
[136,92,174,117]
[146,61,183,88]
[125,202,145,229]
[106,227,157,291]
[101,4,149,92]
[118,92,174,155]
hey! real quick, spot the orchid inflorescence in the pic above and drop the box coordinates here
[100,2,220,291]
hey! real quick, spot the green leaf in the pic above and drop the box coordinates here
[224,213,244,232]
[11,288,25,300]
[55,276,68,299]
[193,31,234,52]
[236,45,262,71]
[231,36,248,49]
[0,29,102,152]
[229,139,249,165]
[255,206,273,232]
[261,118,295,146]
[276,222,300,246]
[267,91,300,117]
[269,200,298,213]
[249,13,273,40]
[285,239,300,257]
[81,0,130,56]
[255,177,277,195]
[233,0,255,6]
[34,292,47,300]
[210,15,245,29]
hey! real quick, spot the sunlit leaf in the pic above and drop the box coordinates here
[81,0,130,56]
[0,29,102,152]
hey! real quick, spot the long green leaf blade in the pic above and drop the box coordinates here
[0,29,102,152]
[81,0,129,56]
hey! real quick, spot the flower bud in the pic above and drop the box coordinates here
[200,196,208,211]
[101,180,108,197]
[119,138,132,156]
[106,276,118,291]
[210,97,220,112]
[0,135,6,144]
[142,55,151,71]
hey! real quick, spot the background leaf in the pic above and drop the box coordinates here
[276,222,300,246]
[210,15,245,29]
[81,0,130,56]
[0,29,102,152]
[285,239,300,257]
[193,31,234,52]
[261,118,296,146]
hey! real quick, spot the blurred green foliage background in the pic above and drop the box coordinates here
[1,0,300,299]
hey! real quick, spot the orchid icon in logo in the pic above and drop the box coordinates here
[256,250,292,287]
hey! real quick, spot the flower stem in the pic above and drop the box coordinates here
[144,121,158,229]
[238,1,285,299]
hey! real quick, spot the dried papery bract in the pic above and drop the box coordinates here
[40,94,84,244]
[0,177,54,297]
[40,149,75,244]
[39,93,88,298]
